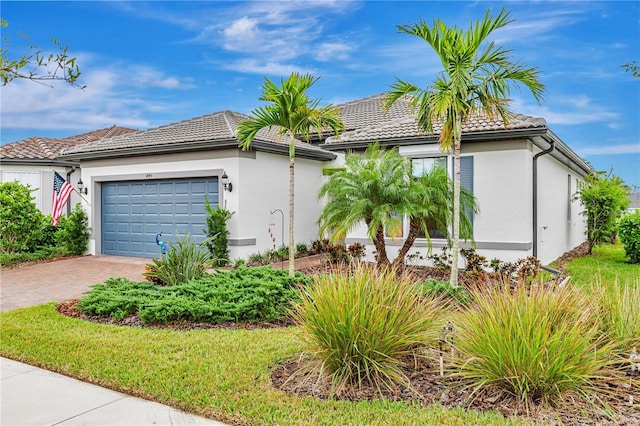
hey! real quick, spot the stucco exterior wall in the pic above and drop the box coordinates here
[76,149,336,260]
[231,152,341,260]
[342,138,586,266]
[535,148,586,263]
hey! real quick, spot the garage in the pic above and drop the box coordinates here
[101,177,219,257]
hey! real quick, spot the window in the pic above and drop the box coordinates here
[412,157,447,178]
[412,157,448,238]
[411,156,474,240]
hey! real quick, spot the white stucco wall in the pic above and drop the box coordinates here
[342,138,587,267]
[76,149,337,260]
[1,164,82,216]
[231,152,341,260]
[535,149,586,263]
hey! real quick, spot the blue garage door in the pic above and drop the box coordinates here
[102,177,219,258]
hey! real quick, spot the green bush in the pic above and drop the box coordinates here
[57,204,90,255]
[204,198,234,267]
[576,172,630,252]
[454,285,615,406]
[0,181,44,253]
[292,265,447,393]
[144,234,213,286]
[0,246,64,268]
[78,267,308,324]
[419,278,471,305]
[617,210,640,263]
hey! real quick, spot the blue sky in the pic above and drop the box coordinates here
[1,1,639,188]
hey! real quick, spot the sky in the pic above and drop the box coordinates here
[1,1,639,188]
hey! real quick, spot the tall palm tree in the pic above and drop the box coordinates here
[237,73,344,276]
[318,143,411,269]
[386,8,544,287]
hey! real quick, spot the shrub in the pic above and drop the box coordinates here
[325,243,348,264]
[295,242,309,256]
[310,238,330,254]
[292,265,447,393]
[144,234,213,286]
[0,181,44,253]
[57,204,90,255]
[347,242,366,260]
[204,198,234,267]
[79,267,308,324]
[454,285,616,406]
[617,211,640,263]
[576,171,630,252]
[419,278,471,305]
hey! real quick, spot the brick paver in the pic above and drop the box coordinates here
[0,255,148,312]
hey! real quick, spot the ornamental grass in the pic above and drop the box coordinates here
[454,283,617,407]
[291,265,447,394]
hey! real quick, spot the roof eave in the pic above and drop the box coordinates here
[0,158,80,167]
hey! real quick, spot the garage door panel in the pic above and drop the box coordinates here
[102,177,218,257]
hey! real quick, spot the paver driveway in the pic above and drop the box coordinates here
[0,255,148,312]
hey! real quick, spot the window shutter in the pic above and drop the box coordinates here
[460,156,474,226]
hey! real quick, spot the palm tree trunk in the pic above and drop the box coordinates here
[393,217,420,268]
[288,135,296,277]
[368,219,390,269]
[450,137,461,288]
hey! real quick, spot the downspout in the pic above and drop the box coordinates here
[66,167,77,216]
[532,139,555,258]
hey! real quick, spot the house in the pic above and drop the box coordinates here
[59,94,592,265]
[59,111,337,259]
[628,193,640,213]
[0,126,136,216]
[320,94,591,264]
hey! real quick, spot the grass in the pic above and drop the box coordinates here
[0,304,517,426]
[565,243,639,288]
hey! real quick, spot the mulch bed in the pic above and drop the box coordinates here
[55,244,640,425]
[271,357,640,425]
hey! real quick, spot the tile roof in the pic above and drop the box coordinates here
[328,93,547,144]
[0,126,136,160]
[62,110,335,157]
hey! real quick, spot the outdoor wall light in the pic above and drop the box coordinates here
[221,171,233,192]
[77,179,88,195]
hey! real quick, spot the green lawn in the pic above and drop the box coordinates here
[2,244,637,425]
[0,304,517,426]
[566,243,639,288]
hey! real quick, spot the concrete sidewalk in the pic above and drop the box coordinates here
[1,255,229,425]
[0,358,226,426]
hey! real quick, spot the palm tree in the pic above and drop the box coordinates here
[318,143,477,270]
[318,143,410,269]
[386,8,544,287]
[237,73,344,276]
[393,166,477,268]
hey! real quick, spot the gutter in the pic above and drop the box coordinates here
[66,167,77,216]
[532,138,555,258]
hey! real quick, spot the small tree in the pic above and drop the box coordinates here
[204,197,234,267]
[0,181,44,253]
[57,204,90,255]
[576,171,630,252]
[237,73,344,276]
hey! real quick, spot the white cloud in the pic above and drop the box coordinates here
[577,144,640,156]
[316,42,354,62]
[223,59,314,76]
[0,55,195,133]
[222,17,261,52]
[513,95,620,126]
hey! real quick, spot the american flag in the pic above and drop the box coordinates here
[52,171,73,226]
